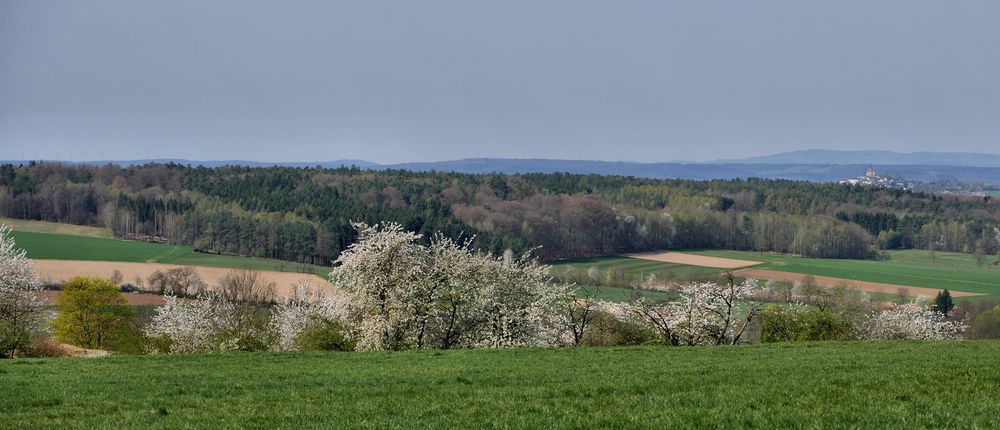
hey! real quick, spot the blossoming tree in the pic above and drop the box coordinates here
[0,225,45,357]
[330,222,570,351]
[861,304,967,341]
[626,275,762,346]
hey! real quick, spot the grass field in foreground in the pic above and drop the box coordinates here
[10,231,329,277]
[687,249,1000,298]
[2,342,999,429]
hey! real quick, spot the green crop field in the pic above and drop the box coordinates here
[9,230,329,277]
[574,284,669,302]
[552,256,723,302]
[687,249,1000,298]
[550,256,727,284]
[2,342,998,429]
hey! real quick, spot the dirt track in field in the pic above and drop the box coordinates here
[626,251,762,269]
[32,259,334,302]
[733,268,983,298]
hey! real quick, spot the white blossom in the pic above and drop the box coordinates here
[861,304,967,341]
[330,222,570,351]
[270,282,351,351]
[0,224,46,357]
[145,293,241,354]
[625,277,762,346]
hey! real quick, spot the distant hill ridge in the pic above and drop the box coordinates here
[715,149,1000,167]
[0,159,380,169]
[5,150,1000,183]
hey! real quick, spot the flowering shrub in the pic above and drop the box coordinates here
[0,225,46,357]
[145,293,241,354]
[330,223,570,351]
[861,304,967,341]
[270,282,351,351]
[625,277,762,346]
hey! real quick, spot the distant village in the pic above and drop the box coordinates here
[838,166,912,190]
[838,166,1000,196]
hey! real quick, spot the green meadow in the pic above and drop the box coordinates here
[0,217,111,238]
[687,249,1000,298]
[550,255,727,284]
[9,230,328,277]
[2,342,999,429]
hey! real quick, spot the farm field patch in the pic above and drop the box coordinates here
[10,230,329,277]
[689,249,1000,298]
[734,268,981,298]
[550,256,727,284]
[31,259,333,301]
[37,290,168,306]
[625,251,762,268]
[2,342,999,428]
[1,217,112,238]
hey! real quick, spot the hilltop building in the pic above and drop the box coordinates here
[839,166,911,189]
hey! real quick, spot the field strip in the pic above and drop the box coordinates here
[32,259,335,303]
[625,251,762,269]
[732,268,983,297]
[771,260,1000,289]
[146,246,183,263]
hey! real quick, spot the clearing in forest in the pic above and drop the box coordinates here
[625,251,762,269]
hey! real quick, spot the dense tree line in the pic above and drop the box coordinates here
[2,162,999,264]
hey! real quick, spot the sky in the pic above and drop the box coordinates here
[2,1,1000,164]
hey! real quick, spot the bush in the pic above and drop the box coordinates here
[26,334,70,358]
[758,307,855,342]
[219,309,276,352]
[861,304,966,341]
[145,293,239,354]
[969,305,1000,339]
[581,312,659,347]
[293,316,355,352]
[147,267,207,296]
[52,277,133,349]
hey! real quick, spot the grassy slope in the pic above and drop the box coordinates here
[2,342,999,429]
[0,217,111,238]
[688,249,1000,298]
[10,231,329,277]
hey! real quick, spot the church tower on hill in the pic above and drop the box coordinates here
[865,166,876,178]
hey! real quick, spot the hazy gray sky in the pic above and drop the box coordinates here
[2,1,1000,163]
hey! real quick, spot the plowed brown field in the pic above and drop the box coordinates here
[33,259,334,302]
[626,251,762,269]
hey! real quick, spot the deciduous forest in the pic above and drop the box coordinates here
[1,162,998,265]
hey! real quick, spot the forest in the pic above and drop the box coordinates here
[1,162,999,265]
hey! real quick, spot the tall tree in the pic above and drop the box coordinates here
[933,289,955,317]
